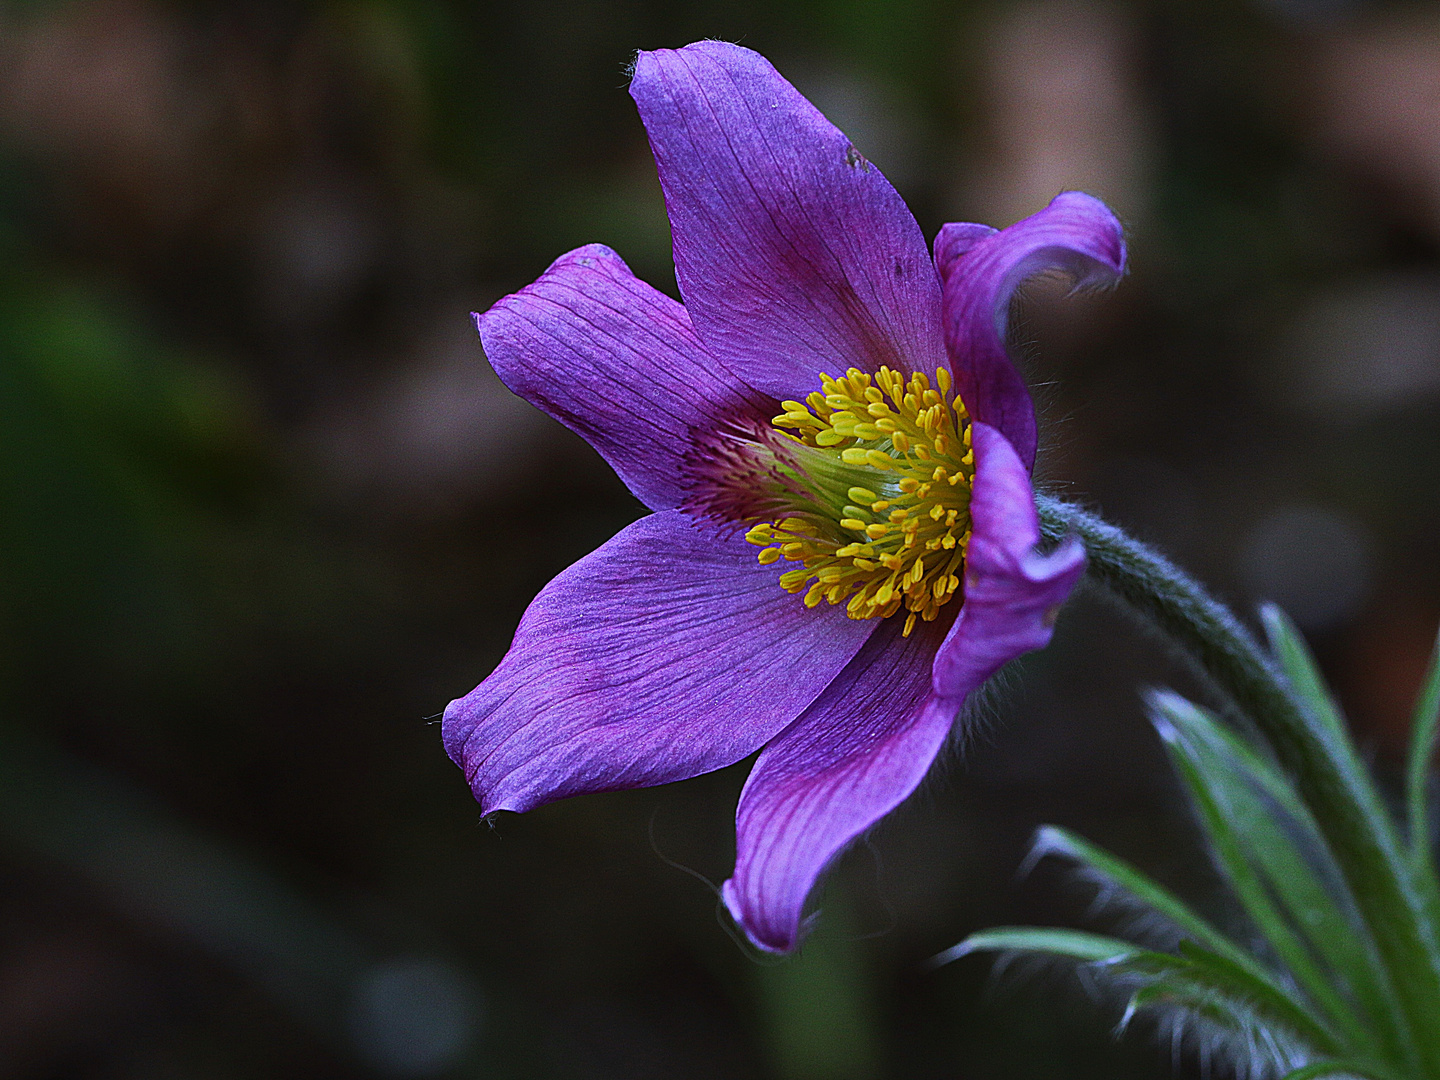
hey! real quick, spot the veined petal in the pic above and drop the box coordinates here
[931,423,1086,702]
[476,244,762,512]
[443,510,875,815]
[940,192,1126,471]
[932,221,997,280]
[722,615,957,953]
[630,42,947,401]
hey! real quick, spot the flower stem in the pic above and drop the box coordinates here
[1036,495,1440,1067]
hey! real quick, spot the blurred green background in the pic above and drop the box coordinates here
[1,0,1438,1076]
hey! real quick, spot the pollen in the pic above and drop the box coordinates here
[746,366,975,636]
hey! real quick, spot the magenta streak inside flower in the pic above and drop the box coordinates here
[444,40,1126,954]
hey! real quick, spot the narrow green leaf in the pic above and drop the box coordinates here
[1122,976,1303,1069]
[1405,621,1440,885]
[1260,604,1440,1055]
[932,926,1135,968]
[1032,824,1336,1046]
[1262,604,1349,741]
[1045,485,1440,1067]
[1149,691,1407,1067]
[940,923,1338,1056]
[1260,603,1419,911]
[1033,826,1246,962]
[1161,942,1340,1054]
[945,930,1312,1071]
[1280,1062,1401,1080]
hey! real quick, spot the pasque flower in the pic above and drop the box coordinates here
[444,41,1126,953]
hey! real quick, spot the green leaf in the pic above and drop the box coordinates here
[1260,606,1410,872]
[1405,621,1440,891]
[943,926,1338,1057]
[1031,826,1337,1040]
[933,926,1136,967]
[1040,494,1440,1068]
[1032,826,1256,968]
[1262,604,1350,742]
[1121,976,1311,1075]
[1280,1062,1401,1080]
[1149,691,1409,1067]
[1037,824,1344,1051]
[1261,607,1440,1067]
[941,931,1309,1065]
[1159,942,1339,1053]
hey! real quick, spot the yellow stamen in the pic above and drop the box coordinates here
[752,365,975,635]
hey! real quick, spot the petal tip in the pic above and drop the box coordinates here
[722,879,799,954]
[629,40,756,95]
[1049,190,1128,278]
[1028,532,1087,583]
[440,692,474,768]
[933,222,998,284]
[627,46,659,89]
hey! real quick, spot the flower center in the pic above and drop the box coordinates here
[694,366,974,638]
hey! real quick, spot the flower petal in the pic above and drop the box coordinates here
[629,42,947,401]
[475,243,762,511]
[932,221,997,280]
[931,422,1086,703]
[443,510,875,815]
[940,191,1126,471]
[721,615,957,953]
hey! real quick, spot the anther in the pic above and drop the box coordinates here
[742,363,975,627]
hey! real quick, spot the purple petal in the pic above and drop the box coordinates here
[476,244,763,512]
[721,615,957,953]
[932,222,997,281]
[931,422,1086,703]
[443,510,875,815]
[940,191,1126,471]
[629,42,947,401]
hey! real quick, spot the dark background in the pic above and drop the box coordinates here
[2,0,1438,1076]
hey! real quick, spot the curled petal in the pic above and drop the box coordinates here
[476,244,762,512]
[932,222,997,281]
[931,423,1086,703]
[443,510,874,815]
[940,192,1126,471]
[722,615,958,953]
[630,42,947,401]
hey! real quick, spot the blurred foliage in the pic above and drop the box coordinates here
[0,0,1437,1077]
[952,608,1440,1079]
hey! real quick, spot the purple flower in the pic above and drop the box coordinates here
[443,41,1125,953]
